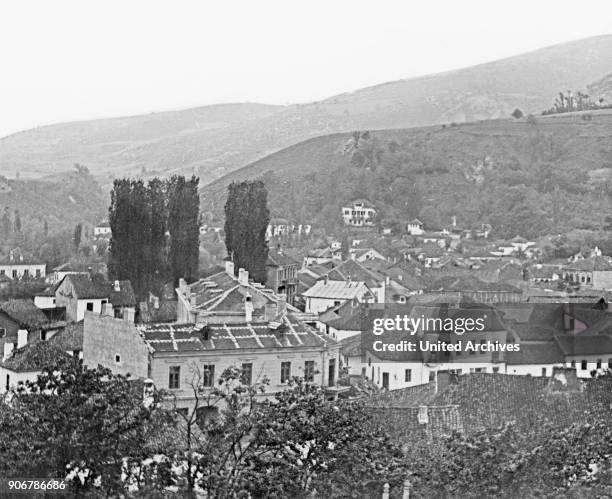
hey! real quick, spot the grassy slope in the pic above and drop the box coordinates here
[3,36,612,183]
[201,110,612,238]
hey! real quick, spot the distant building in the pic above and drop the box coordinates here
[50,262,107,284]
[301,276,375,314]
[564,257,612,290]
[341,200,376,227]
[94,221,112,237]
[0,251,45,280]
[266,250,299,306]
[406,219,424,235]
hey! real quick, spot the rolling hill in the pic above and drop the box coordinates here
[201,110,612,239]
[3,35,612,185]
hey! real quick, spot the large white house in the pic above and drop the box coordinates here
[301,276,375,314]
[341,200,376,227]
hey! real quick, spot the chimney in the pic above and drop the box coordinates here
[3,342,14,361]
[125,308,135,323]
[189,293,197,308]
[277,293,287,316]
[153,296,160,309]
[452,215,457,227]
[103,302,114,317]
[324,275,329,285]
[17,329,28,349]
[264,303,278,321]
[225,260,235,277]
[178,278,187,293]
[238,268,249,286]
[114,280,121,292]
[9,251,13,262]
[245,292,254,322]
[385,276,390,285]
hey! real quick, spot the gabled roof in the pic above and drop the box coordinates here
[321,259,384,289]
[139,313,336,353]
[49,321,83,352]
[1,341,71,372]
[427,275,522,293]
[109,280,136,307]
[302,280,372,301]
[566,256,612,271]
[59,274,110,299]
[408,219,423,225]
[0,299,49,330]
[319,299,363,330]
[267,251,299,268]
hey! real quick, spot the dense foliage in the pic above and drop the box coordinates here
[108,175,200,298]
[224,180,270,283]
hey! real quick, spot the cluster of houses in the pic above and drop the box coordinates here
[2,204,612,407]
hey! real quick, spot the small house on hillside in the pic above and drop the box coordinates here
[341,200,376,227]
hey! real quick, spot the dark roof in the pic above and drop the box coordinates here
[319,299,363,330]
[427,275,522,293]
[61,274,110,299]
[52,262,106,273]
[139,313,336,353]
[1,341,71,372]
[566,256,612,271]
[139,300,177,323]
[110,280,136,307]
[555,335,612,356]
[506,341,565,365]
[339,334,362,357]
[0,300,49,330]
[267,251,299,268]
[322,259,384,288]
[49,322,83,352]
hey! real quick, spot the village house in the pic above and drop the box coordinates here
[302,276,375,314]
[317,298,362,341]
[349,247,386,263]
[49,262,107,284]
[341,200,376,227]
[93,220,112,238]
[563,256,612,290]
[82,305,342,411]
[1,341,71,394]
[406,219,424,235]
[318,259,391,303]
[303,247,341,266]
[265,249,299,306]
[339,334,363,376]
[54,274,136,322]
[0,251,46,280]
[176,261,299,324]
[0,300,51,355]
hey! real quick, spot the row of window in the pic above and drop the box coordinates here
[0,268,42,278]
[571,359,611,370]
[168,360,317,389]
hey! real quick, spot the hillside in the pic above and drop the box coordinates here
[3,35,612,184]
[201,110,612,239]
[0,167,107,236]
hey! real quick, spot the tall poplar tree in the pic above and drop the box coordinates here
[167,175,200,284]
[224,180,270,283]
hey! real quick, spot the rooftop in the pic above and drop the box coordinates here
[1,341,71,372]
[566,256,612,271]
[0,299,49,330]
[302,279,372,300]
[138,313,336,353]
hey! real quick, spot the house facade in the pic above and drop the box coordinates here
[341,200,376,227]
[302,277,375,314]
[265,250,299,306]
[0,252,45,280]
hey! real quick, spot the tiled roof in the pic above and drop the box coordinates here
[139,300,177,323]
[322,259,384,288]
[62,274,110,299]
[267,251,299,268]
[49,321,83,351]
[427,275,522,293]
[181,271,297,313]
[319,299,363,330]
[555,335,612,356]
[0,299,49,330]
[302,280,372,300]
[566,256,612,271]
[138,314,336,353]
[339,334,362,357]
[52,262,106,273]
[109,280,136,307]
[1,341,71,372]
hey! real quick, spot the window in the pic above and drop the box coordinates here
[280,361,291,383]
[404,369,412,382]
[492,367,499,373]
[541,367,547,377]
[36,269,41,278]
[609,358,612,369]
[597,359,602,369]
[40,330,47,341]
[0,270,4,275]
[581,360,588,370]
[12,270,17,279]
[571,360,576,368]
[203,364,215,387]
[23,269,29,278]
[5,374,9,392]
[241,363,253,385]
[169,366,180,389]
[0,328,5,338]
[115,354,121,364]
[304,360,315,382]
[86,302,94,312]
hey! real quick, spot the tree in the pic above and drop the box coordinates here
[0,354,174,495]
[73,223,82,252]
[43,219,48,237]
[13,209,21,233]
[1,207,11,237]
[511,108,524,119]
[167,175,200,285]
[224,181,270,283]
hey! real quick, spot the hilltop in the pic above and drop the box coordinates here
[201,110,612,239]
[3,35,612,183]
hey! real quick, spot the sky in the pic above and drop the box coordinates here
[1,0,612,138]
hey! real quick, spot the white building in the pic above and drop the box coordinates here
[341,200,376,227]
[302,277,375,314]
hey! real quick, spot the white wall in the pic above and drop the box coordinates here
[76,299,106,322]
[34,296,56,309]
